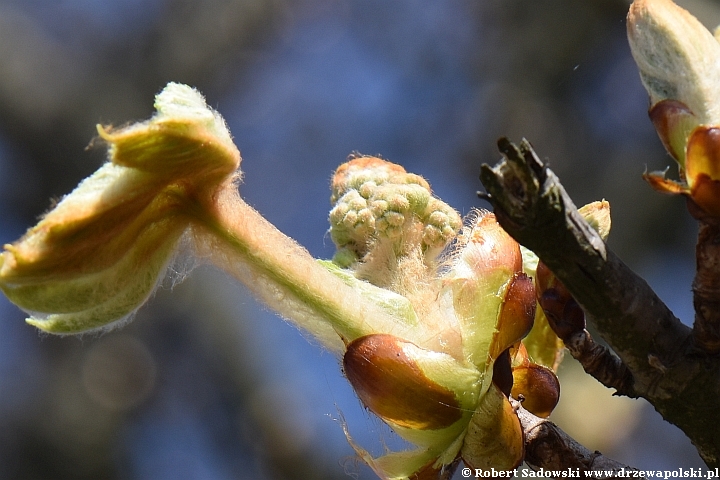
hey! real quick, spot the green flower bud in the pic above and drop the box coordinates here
[329,155,461,266]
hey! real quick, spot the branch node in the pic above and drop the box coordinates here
[565,329,637,397]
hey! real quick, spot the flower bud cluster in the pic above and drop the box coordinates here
[329,156,461,266]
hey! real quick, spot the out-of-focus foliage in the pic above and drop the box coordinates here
[0,0,712,479]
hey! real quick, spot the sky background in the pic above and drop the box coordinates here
[0,0,716,478]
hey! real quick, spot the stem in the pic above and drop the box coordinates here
[188,182,418,354]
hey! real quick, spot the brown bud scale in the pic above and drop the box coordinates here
[343,334,462,430]
[511,364,560,418]
[492,272,536,359]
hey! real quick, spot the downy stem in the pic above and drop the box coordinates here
[188,182,419,354]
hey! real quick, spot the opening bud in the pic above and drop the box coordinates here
[0,83,240,333]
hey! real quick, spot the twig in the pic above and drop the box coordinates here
[563,329,635,397]
[515,400,646,479]
[479,137,720,468]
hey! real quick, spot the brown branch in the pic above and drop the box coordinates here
[479,137,720,468]
[515,400,646,479]
[692,221,720,353]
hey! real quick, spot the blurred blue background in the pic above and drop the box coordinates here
[0,0,715,478]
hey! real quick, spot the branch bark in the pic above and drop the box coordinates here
[515,400,646,479]
[693,221,720,354]
[563,328,635,397]
[479,137,720,468]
